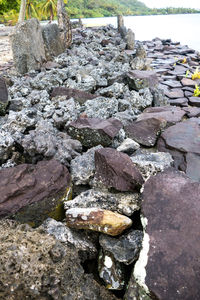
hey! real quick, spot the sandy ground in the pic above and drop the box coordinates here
[0,27,13,72]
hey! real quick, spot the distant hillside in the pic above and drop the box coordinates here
[66,0,200,18]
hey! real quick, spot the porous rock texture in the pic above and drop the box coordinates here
[0,77,9,115]
[0,219,117,300]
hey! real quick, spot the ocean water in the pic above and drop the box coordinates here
[81,14,200,52]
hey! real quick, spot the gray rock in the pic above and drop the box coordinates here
[130,57,151,71]
[42,23,65,60]
[131,151,174,180]
[70,145,103,185]
[117,138,140,154]
[97,83,127,98]
[126,70,158,91]
[10,19,46,74]
[0,219,117,300]
[64,189,141,217]
[126,29,135,50]
[42,218,97,260]
[0,77,9,115]
[22,120,82,166]
[0,130,14,165]
[128,88,153,112]
[83,96,118,119]
[99,230,143,265]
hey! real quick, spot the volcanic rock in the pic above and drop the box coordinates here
[94,148,144,192]
[126,70,158,91]
[0,159,71,226]
[67,118,123,148]
[51,86,97,104]
[0,77,8,115]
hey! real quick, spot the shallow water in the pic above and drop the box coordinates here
[81,14,200,52]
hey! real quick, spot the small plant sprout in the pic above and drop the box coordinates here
[185,70,190,78]
[192,67,200,80]
[182,57,187,64]
[193,85,200,97]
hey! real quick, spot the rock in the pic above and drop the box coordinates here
[64,189,141,217]
[0,77,8,115]
[67,118,123,148]
[42,218,97,260]
[183,106,200,118]
[188,97,200,107]
[158,118,200,180]
[98,248,125,290]
[134,169,200,300]
[57,0,72,48]
[126,28,135,50]
[22,120,82,166]
[136,43,147,58]
[130,57,151,71]
[42,23,65,60]
[0,159,71,226]
[65,207,132,236]
[126,70,158,91]
[168,97,188,107]
[10,19,46,74]
[83,97,118,119]
[181,77,196,87]
[51,86,97,104]
[0,219,117,300]
[125,118,166,147]
[117,138,140,154]
[70,145,103,185]
[130,151,174,180]
[165,88,184,99]
[162,80,182,88]
[99,229,143,265]
[128,88,153,111]
[137,106,186,125]
[94,148,144,192]
[125,281,152,300]
[0,129,14,164]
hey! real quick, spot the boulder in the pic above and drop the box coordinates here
[0,77,8,115]
[126,28,135,50]
[137,106,186,125]
[65,207,132,236]
[94,148,144,192]
[126,70,158,91]
[0,159,71,226]
[64,188,141,217]
[133,169,200,300]
[10,19,46,74]
[42,23,65,60]
[158,118,200,180]
[51,86,97,104]
[67,118,123,148]
[125,118,166,147]
[0,219,117,300]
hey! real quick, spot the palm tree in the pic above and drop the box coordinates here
[18,0,26,22]
[26,0,38,19]
[41,0,57,22]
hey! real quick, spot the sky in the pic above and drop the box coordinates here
[142,0,200,9]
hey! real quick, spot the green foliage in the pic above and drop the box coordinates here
[194,85,200,97]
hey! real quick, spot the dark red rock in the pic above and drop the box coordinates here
[0,159,71,226]
[50,87,97,104]
[95,148,144,192]
[126,70,158,91]
[165,88,184,99]
[125,118,166,147]
[140,169,200,300]
[168,98,188,107]
[67,118,123,148]
[188,97,200,107]
[137,106,186,125]
[181,77,196,87]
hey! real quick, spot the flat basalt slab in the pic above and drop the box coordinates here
[51,87,97,104]
[135,169,200,300]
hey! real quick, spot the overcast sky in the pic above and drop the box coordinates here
[142,0,200,9]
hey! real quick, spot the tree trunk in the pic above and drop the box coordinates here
[18,0,27,23]
[57,0,72,48]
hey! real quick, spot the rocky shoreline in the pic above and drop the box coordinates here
[0,21,200,300]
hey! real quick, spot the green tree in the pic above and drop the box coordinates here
[26,0,38,19]
[41,0,57,22]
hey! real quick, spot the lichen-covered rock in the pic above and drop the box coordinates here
[42,218,97,261]
[0,129,14,165]
[42,23,65,60]
[128,88,153,112]
[131,151,174,179]
[99,229,143,265]
[10,19,46,74]
[70,145,103,185]
[0,159,71,226]
[67,118,123,148]
[126,70,158,91]
[64,188,141,216]
[22,120,82,166]
[83,96,118,119]
[126,28,135,50]
[0,219,117,300]
[0,77,9,115]
[65,207,132,236]
[94,148,144,192]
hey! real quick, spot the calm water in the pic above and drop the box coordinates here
[81,14,200,52]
